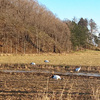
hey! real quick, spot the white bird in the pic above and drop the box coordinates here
[44,60,49,63]
[51,75,61,80]
[75,66,81,72]
[30,62,36,65]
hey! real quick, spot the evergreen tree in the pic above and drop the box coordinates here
[78,18,88,28]
[70,19,89,50]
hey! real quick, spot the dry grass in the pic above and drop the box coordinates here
[0,63,100,100]
[0,71,100,100]
[0,50,100,66]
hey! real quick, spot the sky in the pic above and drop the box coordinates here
[38,0,100,33]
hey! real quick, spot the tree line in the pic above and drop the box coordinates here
[64,17,100,50]
[0,0,71,54]
[0,0,100,54]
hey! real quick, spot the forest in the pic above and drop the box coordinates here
[0,0,100,54]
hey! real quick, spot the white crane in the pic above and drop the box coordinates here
[30,62,36,65]
[44,60,49,63]
[75,66,81,72]
[51,75,61,80]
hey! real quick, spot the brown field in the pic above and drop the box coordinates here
[0,64,100,100]
[0,50,100,100]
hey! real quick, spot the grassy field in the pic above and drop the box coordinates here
[0,50,100,100]
[0,50,100,66]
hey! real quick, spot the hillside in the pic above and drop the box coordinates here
[0,0,71,54]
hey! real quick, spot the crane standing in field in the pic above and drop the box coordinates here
[75,66,81,72]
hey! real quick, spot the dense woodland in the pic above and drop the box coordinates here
[0,0,100,54]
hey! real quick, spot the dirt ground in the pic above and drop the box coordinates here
[0,64,100,100]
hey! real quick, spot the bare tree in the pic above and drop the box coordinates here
[89,19,97,34]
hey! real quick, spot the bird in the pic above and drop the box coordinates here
[75,66,81,72]
[44,60,49,63]
[51,75,61,80]
[30,62,36,65]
